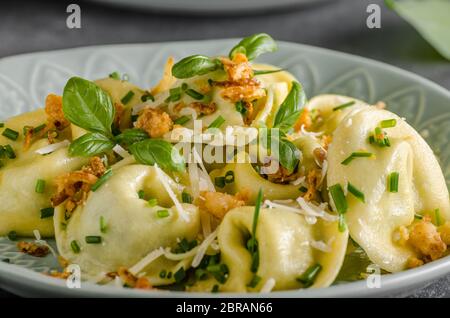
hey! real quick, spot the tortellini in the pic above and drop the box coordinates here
[217,206,348,291]
[306,94,369,134]
[0,110,86,237]
[327,107,450,272]
[209,153,301,204]
[54,164,201,281]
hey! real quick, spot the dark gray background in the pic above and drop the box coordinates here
[1,0,449,298]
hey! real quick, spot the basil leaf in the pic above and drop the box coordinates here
[114,128,149,146]
[229,33,278,61]
[172,55,221,79]
[273,81,306,132]
[129,139,185,172]
[62,77,115,136]
[277,137,301,173]
[259,129,300,173]
[69,132,115,157]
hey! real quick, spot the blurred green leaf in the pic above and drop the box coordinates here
[386,0,450,60]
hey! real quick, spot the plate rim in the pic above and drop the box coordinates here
[0,39,449,297]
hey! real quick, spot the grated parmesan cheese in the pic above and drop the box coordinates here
[35,140,70,155]
[129,247,165,275]
[112,144,129,158]
[260,278,276,293]
[192,229,219,268]
[296,197,338,222]
[33,229,58,258]
[154,165,189,222]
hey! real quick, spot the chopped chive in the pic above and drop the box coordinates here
[40,207,54,219]
[131,114,139,122]
[338,214,347,232]
[329,184,348,214]
[85,236,102,244]
[211,284,219,293]
[384,137,391,147]
[2,128,19,141]
[299,186,308,193]
[297,263,322,287]
[195,268,208,281]
[332,101,355,111]
[387,172,399,193]
[414,213,423,220]
[120,90,135,105]
[185,89,204,100]
[4,145,15,159]
[141,91,155,102]
[109,71,121,80]
[156,209,169,218]
[100,216,107,233]
[250,189,263,252]
[368,135,375,144]
[174,116,190,125]
[235,100,247,115]
[166,87,182,103]
[347,182,365,203]
[0,145,5,158]
[207,79,214,86]
[181,83,188,91]
[7,230,17,241]
[148,198,158,207]
[174,267,186,283]
[0,123,4,128]
[435,209,443,226]
[207,115,225,129]
[34,123,46,133]
[35,179,46,193]
[224,170,234,184]
[247,275,261,288]
[246,189,263,274]
[215,176,226,188]
[380,119,397,128]
[167,272,172,279]
[138,189,145,199]
[253,69,284,75]
[341,151,374,165]
[91,169,113,192]
[70,240,81,253]
[182,192,193,204]
[159,270,167,278]
[207,264,229,284]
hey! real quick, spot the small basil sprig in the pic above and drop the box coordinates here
[229,33,278,61]
[129,139,185,172]
[114,128,149,146]
[273,81,306,132]
[62,77,115,137]
[69,133,115,157]
[172,55,221,79]
[259,128,300,173]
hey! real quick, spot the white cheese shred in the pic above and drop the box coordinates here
[35,140,70,155]
[192,229,219,268]
[260,278,276,293]
[129,247,165,276]
[154,164,189,222]
[33,229,58,258]
[112,144,129,158]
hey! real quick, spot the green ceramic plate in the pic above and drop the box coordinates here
[0,39,449,297]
